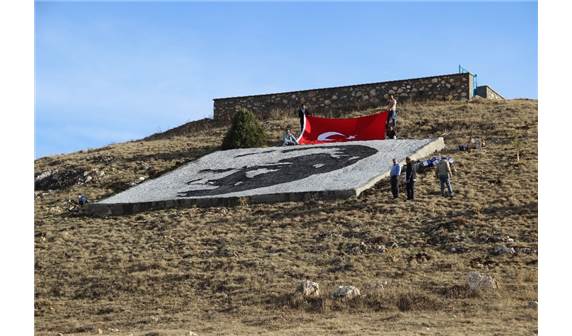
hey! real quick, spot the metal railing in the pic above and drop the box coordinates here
[458,65,478,95]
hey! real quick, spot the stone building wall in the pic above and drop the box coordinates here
[475,85,504,100]
[213,73,474,122]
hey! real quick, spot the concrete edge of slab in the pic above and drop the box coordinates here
[86,189,356,217]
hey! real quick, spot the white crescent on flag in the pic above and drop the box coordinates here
[317,131,347,141]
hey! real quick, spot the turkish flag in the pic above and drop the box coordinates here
[297,110,389,145]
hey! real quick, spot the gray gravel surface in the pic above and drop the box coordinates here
[99,139,443,204]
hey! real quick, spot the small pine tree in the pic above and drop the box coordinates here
[221,108,267,149]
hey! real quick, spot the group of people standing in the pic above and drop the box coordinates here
[288,97,455,200]
[389,156,454,200]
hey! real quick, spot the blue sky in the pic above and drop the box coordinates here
[35,1,537,158]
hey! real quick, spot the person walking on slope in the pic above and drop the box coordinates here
[435,156,454,197]
[390,158,401,199]
[405,157,417,200]
[297,104,308,133]
[386,95,398,129]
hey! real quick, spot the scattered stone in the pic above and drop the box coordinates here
[87,154,115,164]
[410,251,432,263]
[515,247,536,254]
[363,280,386,291]
[189,332,199,336]
[492,245,516,255]
[297,280,320,297]
[448,246,468,253]
[467,271,498,291]
[48,206,64,215]
[35,166,103,190]
[341,241,386,255]
[35,168,83,190]
[469,256,498,269]
[528,300,538,309]
[332,285,361,300]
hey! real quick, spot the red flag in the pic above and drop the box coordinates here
[297,110,389,145]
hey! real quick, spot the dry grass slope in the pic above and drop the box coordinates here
[34,99,537,336]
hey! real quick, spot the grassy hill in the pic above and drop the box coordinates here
[34,98,538,336]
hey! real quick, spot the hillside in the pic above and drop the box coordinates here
[34,98,538,336]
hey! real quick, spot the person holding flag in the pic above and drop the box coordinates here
[386,95,398,129]
[297,103,308,132]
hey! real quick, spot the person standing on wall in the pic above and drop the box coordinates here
[389,158,401,199]
[297,104,308,133]
[404,157,417,200]
[386,95,398,129]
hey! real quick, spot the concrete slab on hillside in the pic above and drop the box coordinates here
[88,138,444,216]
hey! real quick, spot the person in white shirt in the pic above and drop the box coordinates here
[389,158,401,199]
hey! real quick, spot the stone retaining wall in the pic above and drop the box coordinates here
[214,73,474,122]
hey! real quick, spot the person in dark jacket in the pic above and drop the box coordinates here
[78,194,89,206]
[386,124,397,139]
[404,157,417,200]
[297,104,308,132]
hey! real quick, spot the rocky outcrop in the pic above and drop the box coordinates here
[297,280,320,297]
[332,285,361,300]
[467,271,498,291]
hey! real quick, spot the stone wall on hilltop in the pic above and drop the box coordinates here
[213,73,474,122]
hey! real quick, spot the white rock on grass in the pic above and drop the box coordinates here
[493,245,516,255]
[297,280,320,297]
[332,285,361,300]
[467,271,498,291]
